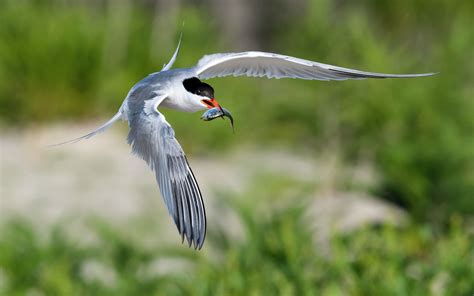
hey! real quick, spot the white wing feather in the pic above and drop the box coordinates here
[194,51,436,81]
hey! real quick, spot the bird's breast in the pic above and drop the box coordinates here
[159,97,203,112]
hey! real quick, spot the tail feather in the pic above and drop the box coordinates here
[50,111,123,147]
[161,32,182,71]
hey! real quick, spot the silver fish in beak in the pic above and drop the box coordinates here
[201,107,234,132]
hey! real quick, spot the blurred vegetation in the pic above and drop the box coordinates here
[0,193,472,295]
[1,0,472,226]
[0,0,473,293]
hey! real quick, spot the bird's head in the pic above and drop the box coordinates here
[183,77,219,108]
[196,84,219,109]
[183,77,234,130]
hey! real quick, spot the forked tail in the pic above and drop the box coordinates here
[50,111,123,147]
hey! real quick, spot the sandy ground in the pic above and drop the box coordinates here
[0,123,406,246]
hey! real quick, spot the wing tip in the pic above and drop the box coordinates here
[48,111,122,147]
[178,231,205,250]
[425,71,440,76]
[402,72,439,78]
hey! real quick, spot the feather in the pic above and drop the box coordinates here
[127,101,206,249]
[194,51,436,81]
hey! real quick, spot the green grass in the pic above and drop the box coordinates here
[1,193,472,295]
[1,177,473,295]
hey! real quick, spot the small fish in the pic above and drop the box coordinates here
[201,107,234,132]
[201,107,224,121]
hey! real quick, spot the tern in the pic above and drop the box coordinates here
[58,37,435,249]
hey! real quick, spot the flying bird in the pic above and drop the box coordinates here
[58,37,435,249]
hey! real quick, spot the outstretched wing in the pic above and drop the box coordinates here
[194,51,436,81]
[127,96,206,249]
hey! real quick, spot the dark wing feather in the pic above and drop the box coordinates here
[127,109,206,249]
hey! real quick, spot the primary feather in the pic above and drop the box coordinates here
[194,51,436,81]
[127,99,206,249]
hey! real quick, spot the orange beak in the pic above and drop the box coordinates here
[201,98,220,109]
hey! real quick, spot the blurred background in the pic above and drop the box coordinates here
[0,0,473,294]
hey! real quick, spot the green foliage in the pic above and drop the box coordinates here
[276,0,474,224]
[0,198,472,295]
[1,1,472,293]
[0,1,472,232]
